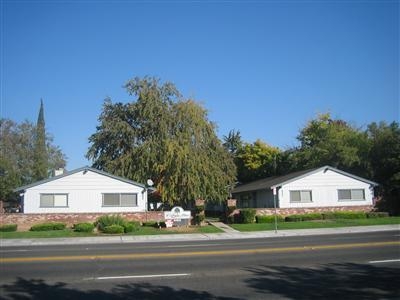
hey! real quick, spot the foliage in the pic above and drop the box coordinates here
[0,224,18,232]
[255,215,284,223]
[366,212,390,218]
[0,118,66,201]
[95,214,126,232]
[367,121,400,215]
[123,221,141,233]
[285,215,303,222]
[102,225,125,234]
[238,208,257,224]
[223,129,243,155]
[322,211,366,220]
[30,222,66,231]
[73,223,95,233]
[87,76,236,206]
[142,221,159,227]
[236,140,281,183]
[295,113,370,174]
[32,99,48,181]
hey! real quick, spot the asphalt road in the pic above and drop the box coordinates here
[1,230,399,299]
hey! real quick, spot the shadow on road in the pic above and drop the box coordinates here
[0,277,241,300]
[245,263,400,299]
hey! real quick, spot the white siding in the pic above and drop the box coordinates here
[278,169,374,208]
[23,170,147,213]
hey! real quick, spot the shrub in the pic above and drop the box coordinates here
[367,212,390,218]
[285,215,303,222]
[322,212,336,220]
[142,221,158,227]
[301,213,323,221]
[103,225,124,234]
[0,224,18,232]
[73,222,95,233]
[256,215,284,223]
[239,209,257,224]
[95,214,126,232]
[195,214,206,225]
[124,221,140,233]
[195,205,205,214]
[333,211,367,219]
[30,222,66,231]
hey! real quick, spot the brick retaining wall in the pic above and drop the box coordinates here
[1,212,164,231]
[255,205,374,216]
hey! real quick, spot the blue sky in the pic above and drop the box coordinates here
[1,0,399,170]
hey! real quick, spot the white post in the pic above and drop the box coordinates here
[272,187,278,234]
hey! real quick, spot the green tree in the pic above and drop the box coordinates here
[0,118,67,202]
[87,77,236,206]
[236,139,281,183]
[33,99,48,181]
[367,121,400,215]
[223,129,243,155]
[295,113,369,176]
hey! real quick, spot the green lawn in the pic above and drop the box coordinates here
[0,224,223,239]
[230,217,400,232]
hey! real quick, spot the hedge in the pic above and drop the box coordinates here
[0,224,18,232]
[124,221,140,233]
[103,224,124,234]
[366,212,390,218]
[30,222,66,231]
[239,209,257,224]
[73,222,95,233]
[256,215,284,223]
[95,215,126,232]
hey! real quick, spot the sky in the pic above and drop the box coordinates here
[1,0,399,170]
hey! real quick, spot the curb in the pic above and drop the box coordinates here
[1,224,398,247]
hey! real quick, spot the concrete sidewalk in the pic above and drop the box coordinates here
[1,224,398,247]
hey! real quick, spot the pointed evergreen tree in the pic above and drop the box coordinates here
[33,99,48,180]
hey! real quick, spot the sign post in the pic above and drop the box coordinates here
[272,187,278,234]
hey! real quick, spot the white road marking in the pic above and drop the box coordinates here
[0,249,30,253]
[369,259,400,264]
[86,273,191,281]
[166,243,224,248]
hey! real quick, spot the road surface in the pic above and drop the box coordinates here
[1,230,399,299]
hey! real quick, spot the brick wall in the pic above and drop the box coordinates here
[1,212,164,231]
[255,205,374,216]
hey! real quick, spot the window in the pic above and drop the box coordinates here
[40,194,68,207]
[338,189,365,201]
[290,190,312,203]
[103,193,137,207]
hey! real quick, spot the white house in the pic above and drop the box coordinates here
[15,167,149,214]
[232,166,378,209]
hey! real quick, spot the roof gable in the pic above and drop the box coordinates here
[232,166,378,194]
[14,166,146,192]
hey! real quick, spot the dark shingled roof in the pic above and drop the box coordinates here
[232,166,378,194]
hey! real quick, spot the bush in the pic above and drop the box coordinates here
[30,222,66,231]
[142,221,158,227]
[0,224,18,232]
[73,222,95,233]
[239,209,257,224]
[285,215,303,222]
[333,211,367,219]
[256,215,284,223]
[103,225,124,234]
[367,212,390,218]
[195,214,206,225]
[301,213,323,221]
[322,212,336,220]
[95,214,126,232]
[195,205,205,214]
[124,221,140,233]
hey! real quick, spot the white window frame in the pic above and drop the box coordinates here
[290,190,313,203]
[102,193,138,207]
[40,193,68,208]
[338,189,365,201]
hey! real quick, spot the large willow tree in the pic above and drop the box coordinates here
[87,77,236,206]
